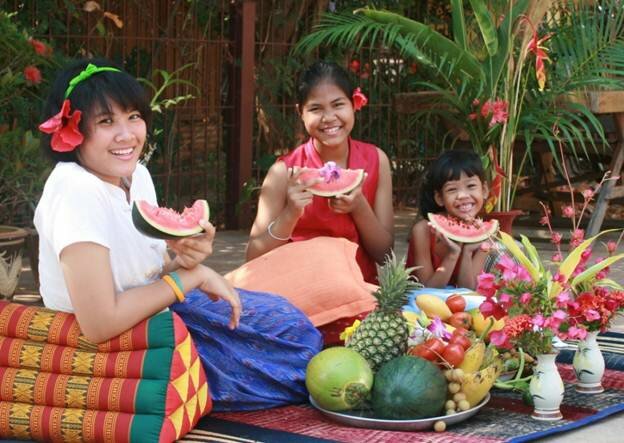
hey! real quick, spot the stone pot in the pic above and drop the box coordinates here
[0,225,29,298]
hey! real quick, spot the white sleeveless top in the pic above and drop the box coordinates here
[34,162,167,312]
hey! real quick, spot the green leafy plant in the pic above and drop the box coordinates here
[138,63,198,166]
[295,0,624,211]
[0,10,55,227]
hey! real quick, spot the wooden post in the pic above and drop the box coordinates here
[585,92,624,236]
[226,0,255,230]
[587,113,624,236]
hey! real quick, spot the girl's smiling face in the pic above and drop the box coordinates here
[298,81,355,152]
[434,172,489,220]
[76,100,146,186]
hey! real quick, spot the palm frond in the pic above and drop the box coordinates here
[548,0,624,93]
[451,0,467,50]
[294,9,483,84]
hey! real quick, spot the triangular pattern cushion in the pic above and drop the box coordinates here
[0,301,212,442]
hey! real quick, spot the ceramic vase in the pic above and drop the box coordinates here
[573,331,605,394]
[529,353,564,421]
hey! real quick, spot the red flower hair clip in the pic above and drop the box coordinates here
[352,87,368,111]
[38,99,84,152]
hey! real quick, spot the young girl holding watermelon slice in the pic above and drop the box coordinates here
[407,150,491,289]
[34,59,322,411]
[246,61,394,284]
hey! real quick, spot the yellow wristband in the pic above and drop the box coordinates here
[163,275,185,302]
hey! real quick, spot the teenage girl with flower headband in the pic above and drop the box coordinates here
[407,150,490,289]
[246,60,394,284]
[34,58,321,411]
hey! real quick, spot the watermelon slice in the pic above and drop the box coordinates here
[428,213,498,243]
[132,199,210,240]
[297,163,365,197]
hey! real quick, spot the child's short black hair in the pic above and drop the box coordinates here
[40,58,151,164]
[419,149,486,215]
[296,60,354,107]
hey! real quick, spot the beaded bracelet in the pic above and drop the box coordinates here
[267,220,290,241]
[163,274,185,302]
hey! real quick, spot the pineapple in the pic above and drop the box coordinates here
[346,252,422,371]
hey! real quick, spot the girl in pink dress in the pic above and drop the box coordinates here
[407,150,490,289]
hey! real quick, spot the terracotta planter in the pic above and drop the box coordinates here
[0,226,29,299]
[484,209,524,235]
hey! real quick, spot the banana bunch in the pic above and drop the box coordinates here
[459,344,502,407]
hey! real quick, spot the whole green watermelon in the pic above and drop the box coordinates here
[371,355,447,419]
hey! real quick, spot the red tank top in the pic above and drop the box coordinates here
[406,228,460,285]
[280,138,380,283]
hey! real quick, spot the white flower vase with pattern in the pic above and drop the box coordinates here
[573,331,605,394]
[530,353,564,421]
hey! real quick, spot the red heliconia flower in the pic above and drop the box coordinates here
[526,24,553,91]
[38,99,84,152]
[484,147,506,212]
[351,87,368,112]
[24,65,42,85]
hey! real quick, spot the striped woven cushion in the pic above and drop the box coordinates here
[0,301,211,442]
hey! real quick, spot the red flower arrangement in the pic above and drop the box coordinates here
[476,251,573,356]
[38,99,84,152]
[566,287,624,333]
[479,142,624,354]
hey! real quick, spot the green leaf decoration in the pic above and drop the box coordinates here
[550,229,620,298]
[571,253,624,288]
[468,0,498,56]
[498,231,539,281]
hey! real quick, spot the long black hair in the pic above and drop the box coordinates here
[296,60,354,107]
[419,149,486,215]
[40,58,152,164]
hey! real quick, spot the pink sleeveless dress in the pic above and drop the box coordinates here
[280,137,380,283]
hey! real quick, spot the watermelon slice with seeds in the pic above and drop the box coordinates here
[428,213,498,243]
[132,199,209,239]
[297,166,365,197]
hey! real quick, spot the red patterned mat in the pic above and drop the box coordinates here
[194,364,624,443]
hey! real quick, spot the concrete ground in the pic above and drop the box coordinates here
[10,209,624,442]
